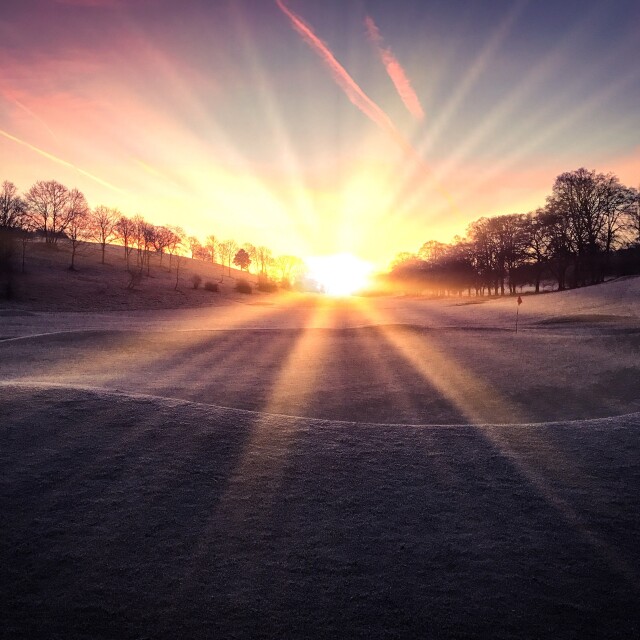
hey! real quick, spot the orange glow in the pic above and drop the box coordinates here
[1,2,637,266]
[306,253,374,296]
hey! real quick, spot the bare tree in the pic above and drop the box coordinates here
[153,226,174,266]
[0,181,27,289]
[242,242,257,273]
[167,226,185,270]
[188,236,202,260]
[90,205,120,264]
[174,254,182,290]
[142,222,156,276]
[255,245,273,275]
[25,180,79,244]
[115,215,135,270]
[218,239,238,278]
[205,235,217,264]
[0,181,26,229]
[218,240,238,282]
[548,168,635,286]
[522,210,553,293]
[131,214,146,270]
[65,191,91,270]
[18,218,38,274]
[418,241,448,264]
[274,255,304,285]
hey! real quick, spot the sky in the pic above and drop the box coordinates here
[1,0,639,267]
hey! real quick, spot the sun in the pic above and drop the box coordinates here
[306,253,374,296]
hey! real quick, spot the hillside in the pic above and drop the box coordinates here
[0,238,264,312]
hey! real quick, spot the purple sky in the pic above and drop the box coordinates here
[1,0,639,264]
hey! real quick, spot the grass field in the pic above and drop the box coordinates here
[1,268,639,639]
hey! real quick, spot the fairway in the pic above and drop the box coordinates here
[2,286,640,638]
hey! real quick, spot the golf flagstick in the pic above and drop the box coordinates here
[516,295,523,333]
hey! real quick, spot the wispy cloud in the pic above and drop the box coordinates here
[364,15,425,121]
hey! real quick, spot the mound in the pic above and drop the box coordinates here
[1,324,639,424]
[2,384,639,639]
[0,240,259,312]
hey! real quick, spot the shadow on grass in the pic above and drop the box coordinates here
[2,387,639,639]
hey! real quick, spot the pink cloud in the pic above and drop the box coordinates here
[365,15,425,121]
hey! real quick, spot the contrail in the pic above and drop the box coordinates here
[2,92,60,142]
[364,15,425,121]
[275,0,457,211]
[275,0,400,142]
[0,128,124,193]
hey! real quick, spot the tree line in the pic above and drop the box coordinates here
[390,168,640,296]
[0,178,307,293]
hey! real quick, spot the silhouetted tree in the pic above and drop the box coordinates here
[205,235,217,264]
[0,229,15,298]
[142,222,156,275]
[242,242,257,272]
[0,181,26,229]
[255,245,273,275]
[174,254,182,290]
[0,181,27,290]
[520,210,552,293]
[90,205,120,264]
[65,191,91,270]
[115,215,136,270]
[188,236,202,260]
[233,248,251,271]
[167,226,185,270]
[25,180,82,244]
[131,214,146,271]
[153,226,174,266]
[218,239,238,277]
[418,240,448,264]
[547,168,635,286]
[274,255,304,285]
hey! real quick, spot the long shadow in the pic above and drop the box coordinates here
[143,327,320,411]
[1,301,321,638]
[0,298,315,395]
[302,324,469,424]
[0,386,289,638]
[223,416,640,639]
[3,370,640,635]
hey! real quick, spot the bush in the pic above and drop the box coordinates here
[235,278,252,294]
[257,275,277,292]
[203,280,219,292]
[0,230,16,299]
[191,274,202,289]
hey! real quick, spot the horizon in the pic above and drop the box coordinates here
[1,0,639,268]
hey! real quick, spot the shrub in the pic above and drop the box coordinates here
[203,280,219,292]
[235,278,252,294]
[0,230,16,299]
[257,275,277,292]
[191,274,202,289]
